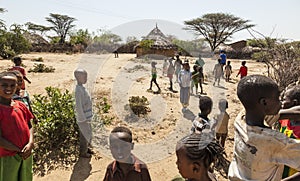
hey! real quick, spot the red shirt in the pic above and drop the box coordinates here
[10,66,26,90]
[103,155,151,181]
[0,101,33,157]
[238,66,247,78]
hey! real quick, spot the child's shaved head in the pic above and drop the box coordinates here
[237,75,279,109]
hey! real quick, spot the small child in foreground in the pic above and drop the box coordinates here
[228,74,300,181]
[74,68,93,158]
[103,126,151,181]
[0,71,34,180]
[176,133,229,181]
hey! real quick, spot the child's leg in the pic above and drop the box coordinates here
[190,81,194,93]
[149,78,154,89]
[20,154,33,181]
[199,81,203,93]
[153,78,160,90]
[0,155,23,181]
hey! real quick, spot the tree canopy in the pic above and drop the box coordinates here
[46,13,76,44]
[184,13,255,51]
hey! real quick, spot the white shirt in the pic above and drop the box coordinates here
[178,70,191,87]
[75,84,93,123]
[228,111,300,181]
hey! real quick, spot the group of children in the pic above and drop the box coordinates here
[3,55,300,181]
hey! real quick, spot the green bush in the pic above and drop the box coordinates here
[129,96,150,117]
[32,87,79,176]
[28,63,55,73]
[94,97,114,126]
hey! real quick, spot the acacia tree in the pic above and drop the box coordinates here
[25,22,51,36]
[184,13,254,51]
[0,8,6,30]
[46,13,76,44]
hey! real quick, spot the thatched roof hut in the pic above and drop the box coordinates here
[135,25,178,58]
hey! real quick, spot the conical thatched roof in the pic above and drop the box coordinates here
[23,32,49,45]
[142,25,176,49]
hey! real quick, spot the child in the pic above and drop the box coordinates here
[228,75,300,181]
[191,65,199,95]
[178,62,191,111]
[214,99,230,147]
[236,61,247,79]
[11,70,38,124]
[103,126,152,181]
[167,58,175,91]
[191,96,216,134]
[10,56,31,90]
[148,61,160,92]
[74,68,93,158]
[162,59,169,76]
[176,133,228,181]
[198,66,204,94]
[279,84,300,178]
[224,61,232,82]
[0,71,34,180]
[213,59,223,86]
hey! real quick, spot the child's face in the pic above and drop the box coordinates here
[176,147,197,180]
[109,132,133,163]
[282,89,296,109]
[264,90,281,115]
[76,72,87,84]
[0,76,17,100]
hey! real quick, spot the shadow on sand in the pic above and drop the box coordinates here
[70,157,92,181]
[182,109,196,121]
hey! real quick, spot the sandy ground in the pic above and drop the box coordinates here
[0,53,269,181]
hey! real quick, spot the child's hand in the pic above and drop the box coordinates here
[20,142,34,160]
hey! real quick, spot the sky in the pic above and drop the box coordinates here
[0,0,299,42]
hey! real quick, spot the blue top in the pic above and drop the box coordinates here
[220,53,226,65]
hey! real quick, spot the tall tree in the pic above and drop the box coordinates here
[184,13,254,51]
[46,13,76,44]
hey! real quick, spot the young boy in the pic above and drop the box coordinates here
[74,68,93,158]
[0,71,34,180]
[214,99,230,147]
[228,74,300,181]
[191,96,216,134]
[103,126,152,181]
[236,60,247,79]
[10,56,31,90]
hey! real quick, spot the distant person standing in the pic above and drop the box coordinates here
[236,61,248,79]
[178,61,191,111]
[148,61,160,93]
[174,55,182,83]
[224,61,233,82]
[162,59,169,76]
[113,50,118,58]
[10,56,31,90]
[167,58,176,91]
[219,50,227,67]
[195,54,205,68]
[213,59,223,86]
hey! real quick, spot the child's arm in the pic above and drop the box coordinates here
[279,106,300,121]
[23,76,31,84]
[0,130,22,152]
[20,125,34,160]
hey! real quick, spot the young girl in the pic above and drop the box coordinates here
[167,58,176,91]
[176,133,229,181]
[213,59,223,86]
[236,61,247,79]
